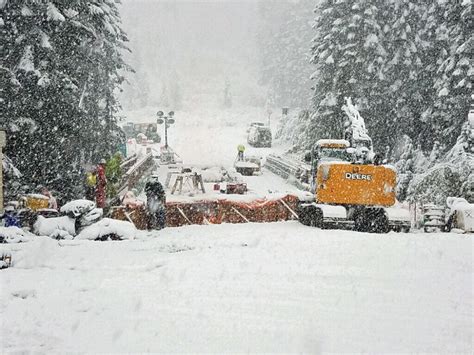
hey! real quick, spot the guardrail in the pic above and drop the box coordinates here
[264,154,311,191]
[118,153,154,195]
[265,154,303,179]
[120,154,138,172]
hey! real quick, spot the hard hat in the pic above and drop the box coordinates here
[100,159,106,164]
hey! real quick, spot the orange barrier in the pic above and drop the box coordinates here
[111,195,300,229]
[165,194,299,227]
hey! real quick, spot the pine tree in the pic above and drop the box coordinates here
[256,0,313,109]
[309,0,388,145]
[1,0,131,200]
[430,1,472,150]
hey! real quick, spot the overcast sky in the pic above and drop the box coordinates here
[119,0,264,110]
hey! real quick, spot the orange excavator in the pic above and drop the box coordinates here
[297,139,405,232]
[297,99,410,233]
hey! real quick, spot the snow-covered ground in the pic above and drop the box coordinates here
[123,106,287,166]
[1,223,471,353]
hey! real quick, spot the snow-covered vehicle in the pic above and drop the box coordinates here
[296,99,410,233]
[246,121,265,133]
[123,122,161,143]
[445,197,474,233]
[247,125,272,148]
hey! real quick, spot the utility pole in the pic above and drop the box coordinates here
[156,110,175,148]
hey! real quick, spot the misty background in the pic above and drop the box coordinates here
[119,0,269,111]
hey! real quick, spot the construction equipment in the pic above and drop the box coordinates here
[297,99,410,233]
[297,139,404,232]
[225,182,247,194]
[234,156,261,176]
[247,125,272,147]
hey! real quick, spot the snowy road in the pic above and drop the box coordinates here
[1,223,472,353]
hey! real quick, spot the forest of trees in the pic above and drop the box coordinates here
[1,0,130,199]
[263,0,472,203]
[1,0,471,204]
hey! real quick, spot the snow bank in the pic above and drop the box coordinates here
[0,222,471,353]
[0,226,33,243]
[76,218,137,240]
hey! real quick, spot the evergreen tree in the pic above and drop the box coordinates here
[430,1,472,150]
[257,0,313,109]
[1,0,131,200]
[309,0,388,145]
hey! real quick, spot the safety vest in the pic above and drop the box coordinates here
[86,172,97,186]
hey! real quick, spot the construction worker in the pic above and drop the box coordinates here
[85,169,97,201]
[96,159,107,208]
[145,175,166,230]
[41,187,58,210]
[237,144,245,161]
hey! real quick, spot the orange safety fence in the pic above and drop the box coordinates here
[166,194,300,227]
[111,195,300,229]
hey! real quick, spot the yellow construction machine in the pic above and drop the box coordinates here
[297,139,404,232]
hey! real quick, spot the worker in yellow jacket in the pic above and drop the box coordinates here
[237,144,245,161]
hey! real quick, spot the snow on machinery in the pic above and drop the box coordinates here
[296,98,410,233]
[234,155,262,176]
[247,124,272,148]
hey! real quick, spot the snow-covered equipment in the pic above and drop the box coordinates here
[247,125,272,148]
[59,199,103,231]
[170,172,206,195]
[60,199,96,218]
[160,146,182,165]
[225,182,248,195]
[421,204,446,233]
[246,121,265,133]
[342,97,374,158]
[296,101,410,233]
[76,218,137,241]
[445,197,474,233]
[21,194,49,211]
[234,156,261,176]
[33,215,76,239]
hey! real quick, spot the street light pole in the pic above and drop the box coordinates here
[156,110,175,149]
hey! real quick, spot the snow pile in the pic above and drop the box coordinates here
[0,226,33,243]
[76,218,138,240]
[33,215,76,240]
